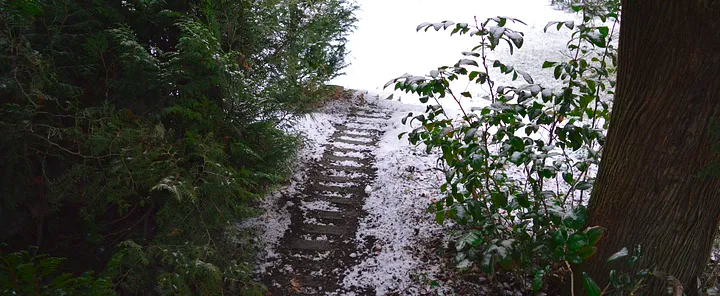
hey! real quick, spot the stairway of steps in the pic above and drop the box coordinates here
[264,105,391,295]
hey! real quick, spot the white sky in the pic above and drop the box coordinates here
[331,0,580,105]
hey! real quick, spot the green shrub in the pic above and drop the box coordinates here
[0,0,356,293]
[390,2,621,292]
[0,250,114,296]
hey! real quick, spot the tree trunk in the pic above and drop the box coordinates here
[576,1,720,295]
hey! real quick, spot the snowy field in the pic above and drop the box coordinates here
[244,1,602,294]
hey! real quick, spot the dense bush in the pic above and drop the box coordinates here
[0,0,356,294]
[385,1,660,294]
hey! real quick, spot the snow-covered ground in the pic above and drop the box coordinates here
[340,95,448,294]
[243,94,455,294]
[243,112,343,275]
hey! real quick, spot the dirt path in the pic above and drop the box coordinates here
[263,103,392,295]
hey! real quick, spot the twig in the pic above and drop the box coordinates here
[13,69,37,108]
[27,132,118,159]
[474,16,497,103]
[566,260,575,296]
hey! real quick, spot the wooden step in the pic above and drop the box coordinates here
[302,224,348,236]
[289,238,331,251]
[324,154,365,163]
[349,113,390,119]
[314,175,365,184]
[305,196,362,206]
[334,125,381,134]
[329,137,376,146]
[335,133,376,141]
[325,147,373,155]
[321,164,370,172]
[306,210,355,221]
[312,184,364,194]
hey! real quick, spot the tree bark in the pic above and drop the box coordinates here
[576,1,720,295]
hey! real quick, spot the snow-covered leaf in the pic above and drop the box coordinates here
[517,70,533,84]
[488,26,505,39]
[544,21,559,32]
[458,59,478,67]
[506,31,523,48]
[607,247,629,262]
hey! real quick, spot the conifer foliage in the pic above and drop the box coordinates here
[0,0,357,294]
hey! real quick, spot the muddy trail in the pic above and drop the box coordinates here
[263,103,392,295]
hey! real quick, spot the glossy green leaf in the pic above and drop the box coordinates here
[567,233,589,251]
[542,61,556,68]
[585,226,605,245]
[435,211,445,224]
[532,271,544,291]
[582,272,602,296]
[566,252,582,264]
[577,246,597,259]
[554,227,569,245]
